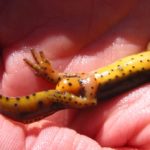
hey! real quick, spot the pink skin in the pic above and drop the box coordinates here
[0,0,150,149]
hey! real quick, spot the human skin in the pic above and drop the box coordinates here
[0,0,150,149]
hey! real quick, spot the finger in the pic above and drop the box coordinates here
[31,49,41,64]
[29,127,101,150]
[0,116,25,149]
[39,51,48,63]
[23,58,41,73]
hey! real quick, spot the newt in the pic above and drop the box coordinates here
[0,49,150,123]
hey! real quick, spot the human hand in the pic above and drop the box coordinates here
[0,0,150,149]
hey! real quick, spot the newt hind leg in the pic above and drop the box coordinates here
[24,49,61,83]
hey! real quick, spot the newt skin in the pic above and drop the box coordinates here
[0,49,150,123]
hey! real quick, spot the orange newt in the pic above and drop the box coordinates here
[0,49,150,123]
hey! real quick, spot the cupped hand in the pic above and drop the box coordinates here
[0,0,150,149]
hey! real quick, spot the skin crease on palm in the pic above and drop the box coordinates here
[0,0,150,149]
